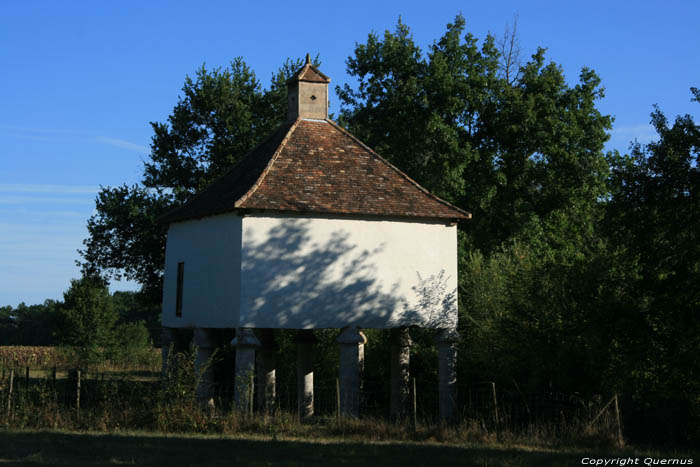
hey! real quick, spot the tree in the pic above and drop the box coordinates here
[56,276,118,365]
[111,320,153,367]
[79,56,314,304]
[0,300,60,346]
[111,290,161,341]
[337,17,628,408]
[604,88,700,441]
[337,15,611,253]
[496,14,523,85]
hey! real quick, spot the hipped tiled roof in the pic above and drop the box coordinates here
[158,118,471,224]
[286,55,331,84]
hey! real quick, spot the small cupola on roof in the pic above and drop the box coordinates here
[287,53,331,121]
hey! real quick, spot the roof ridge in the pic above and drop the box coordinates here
[324,119,471,220]
[235,117,302,207]
[156,120,295,224]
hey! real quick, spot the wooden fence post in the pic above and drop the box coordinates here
[614,394,624,447]
[76,370,81,419]
[248,374,254,416]
[491,382,499,424]
[335,378,340,419]
[6,369,14,417]
[412,377,417,428]
[586,395,617,432]
[491,382,501,439]
[52,366,57,386]
[25,367,29,386]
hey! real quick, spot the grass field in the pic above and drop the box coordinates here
[0,429,636,467]
[1,429,697,467]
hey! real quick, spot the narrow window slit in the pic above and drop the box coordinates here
[176,262,184,317]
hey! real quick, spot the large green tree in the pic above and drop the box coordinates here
[79,57,313,304]
[604,88,700,441]
[338,15,611,253]
[338,15,614,392]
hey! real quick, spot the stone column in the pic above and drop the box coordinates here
[161,327,178,388]
[336,326,364,417]
[193,328,217,405]
[435,328,459,421]
[232,328,260,411]
[390,327,412,419]
[256,329,278,413]
[296,329,317,418]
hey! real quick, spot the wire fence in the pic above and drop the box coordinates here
[0,362,622,444]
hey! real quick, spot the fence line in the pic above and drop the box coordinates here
[0,363,622,442]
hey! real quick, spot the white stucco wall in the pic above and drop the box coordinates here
[161,213,242,328]
[162,212,458,330]
[239,214,458,329]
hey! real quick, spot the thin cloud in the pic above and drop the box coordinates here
[0,184,99,194]
[0,195,95,205]
[97,137,148,153]
[611,124,658,141]
[1,126,148,153]
[608,124,659,152]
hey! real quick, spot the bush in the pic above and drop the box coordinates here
[110,321,154,368]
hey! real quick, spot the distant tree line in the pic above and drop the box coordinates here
[1,282,159,366]
[7,14,696,444]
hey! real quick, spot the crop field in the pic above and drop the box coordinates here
[0,346,160,373]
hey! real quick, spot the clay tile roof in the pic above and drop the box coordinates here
[158,118,471,224]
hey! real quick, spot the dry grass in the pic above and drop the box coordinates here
[0,427,695,467]
[0,346,161,373]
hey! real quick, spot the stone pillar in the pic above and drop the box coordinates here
[435,328,459,421]
[336,326,364,417]
[193,328,217,405]
[161,327,178,388]
[232,328,260,411]
[296,330,317,418]
[256,329,277,413]
[390,327,412,419]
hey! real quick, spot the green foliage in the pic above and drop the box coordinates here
[111,321,153,368]
[79,57,315,304]
[158,346,199,430]
[143,58,308,199]
[111,291,162,342]
[0,300,60,346]
[56,277,118,366]
[604,89,700,440]
[61,14,697,444]
[0,290,159,369]
[338,14,611,252]
[80,185,172,305]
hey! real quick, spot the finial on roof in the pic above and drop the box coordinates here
[305,53,311,65]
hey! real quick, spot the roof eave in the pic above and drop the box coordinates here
[160,206,469,226]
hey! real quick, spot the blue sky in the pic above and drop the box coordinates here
[1,0,698,306]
